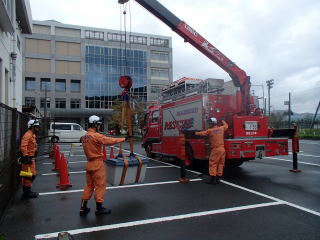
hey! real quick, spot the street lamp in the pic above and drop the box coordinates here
[266,79,274,117]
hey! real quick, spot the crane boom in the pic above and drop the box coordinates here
[119,0,251,114]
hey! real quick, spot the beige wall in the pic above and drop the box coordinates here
[33,24,51,35]
[56,60,81,75]
[26,39,51,54]
[55,27,81,38]
[56,41,81,57]
[25,58,51,73]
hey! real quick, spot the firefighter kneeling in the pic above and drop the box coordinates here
[20,119,40,198]
[80,115,125,216]
[196,118,228,184]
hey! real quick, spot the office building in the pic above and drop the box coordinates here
[0,0,32,110]
[23,20,172,126]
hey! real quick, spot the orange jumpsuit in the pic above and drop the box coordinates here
[196,121,228,177]
[20,130,37,187]
[81,128,125,203]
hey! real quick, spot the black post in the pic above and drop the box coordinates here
[290,124,301,173]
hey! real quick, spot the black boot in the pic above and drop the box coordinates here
[95,202,111,215]
[216,176,222,184]
[23,186,38,198]
[80,200,90,216]
[205,176,218,185]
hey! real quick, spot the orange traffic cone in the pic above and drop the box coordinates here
[110,146,115,159]
[57,153,72,190]
[103,145,107,160]
[52,146,61,171]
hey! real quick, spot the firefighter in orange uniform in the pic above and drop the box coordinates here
[80,115,125,216]
[20,119,40,198]
[195,117,228,184]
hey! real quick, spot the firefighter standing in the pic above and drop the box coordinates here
[20,119,40,198]
[195,118,228,184]
[80,115,125,216]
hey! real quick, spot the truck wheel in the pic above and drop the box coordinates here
[225,159,244,168]
[145,143,154,158]
[185,146,194,168]
[51,136,59,143]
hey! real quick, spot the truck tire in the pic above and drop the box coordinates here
[51,136,59,143]
[225,159,244,168]
[145,143,154,158]
[184,146,194,168]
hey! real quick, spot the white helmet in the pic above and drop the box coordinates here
[88,115,102,124]
[27,119,40,128]
[208,117,217,124]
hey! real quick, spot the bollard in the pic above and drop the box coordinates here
[289,124,301,173]
[56,153,72,190]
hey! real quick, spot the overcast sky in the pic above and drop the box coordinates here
[30,0,320,113]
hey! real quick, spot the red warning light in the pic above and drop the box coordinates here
[119,75,133,89]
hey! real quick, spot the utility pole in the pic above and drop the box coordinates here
[310,100,320,129]
[266,79,274,117]
[288,92,291,127]
[284,93,291,128]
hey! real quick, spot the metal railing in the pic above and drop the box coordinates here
[0,103,28,220]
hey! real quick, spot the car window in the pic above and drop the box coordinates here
[73,124,81,130]
[152,110,159,123]
[52,124,71,130]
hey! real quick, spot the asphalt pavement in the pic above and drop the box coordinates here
[0,139,319,240]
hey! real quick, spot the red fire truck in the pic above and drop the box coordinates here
[118,0,289,167]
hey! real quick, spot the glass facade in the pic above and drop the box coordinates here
[85,45,148,109]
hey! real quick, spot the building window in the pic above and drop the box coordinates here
[70,99,81,109]
[151,51,169,62]
[70,80,81,92]
[55,98,66,108]
[40,97,50,108]
[107,32,125,42]
[25,97,35,106]
[151,68,169,78]
[150,37,169,47]
[55,79,66,92]
[151,85,162,93]
[130,35,147,45]
[25,77,36,90]
[85,30,104,40]
[40,78,51,91]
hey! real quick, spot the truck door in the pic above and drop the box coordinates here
[149,110,161,138]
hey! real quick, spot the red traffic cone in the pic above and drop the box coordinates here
[110,146,115,159]
[52,147,61,171]
[57,153,72,190]
[103,145,107,160]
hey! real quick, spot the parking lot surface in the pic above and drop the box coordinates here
[0,140,319,239]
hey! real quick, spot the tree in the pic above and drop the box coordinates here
[107,97,147,135]
[269,112,285,128]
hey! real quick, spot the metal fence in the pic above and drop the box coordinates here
[0,103,29,220]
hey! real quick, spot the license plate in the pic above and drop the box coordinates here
[245,121,258,130]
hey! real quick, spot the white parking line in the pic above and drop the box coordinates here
[221,180,320,217]
[296,153,320,158]
[266,157,320,167]
[41,171,86,176]
[42,161,87,165]
[39,179,202,196]
[34,201,282,239]
[40,166,174,176]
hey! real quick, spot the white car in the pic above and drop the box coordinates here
[49,122,86,143]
